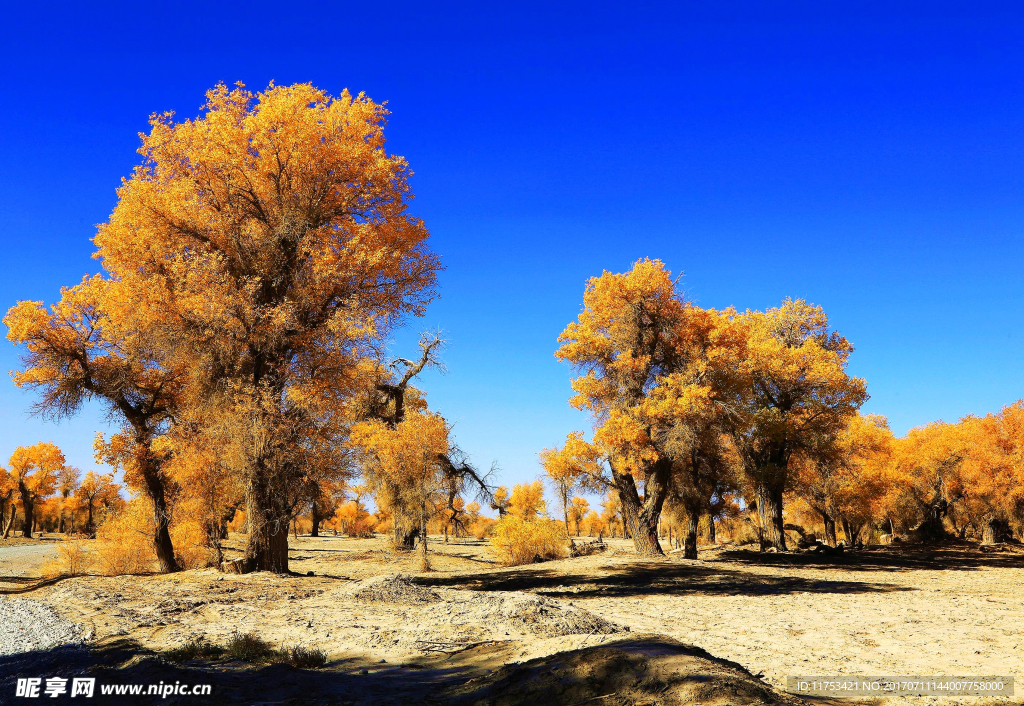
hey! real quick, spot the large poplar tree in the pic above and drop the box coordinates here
[92,83,439,572]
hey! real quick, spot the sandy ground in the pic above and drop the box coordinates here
[1,533,1021,704]
[0,538,59,577]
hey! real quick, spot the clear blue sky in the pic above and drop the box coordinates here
[0,1,1021,491]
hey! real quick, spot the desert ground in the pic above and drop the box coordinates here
[1,534,1021,705]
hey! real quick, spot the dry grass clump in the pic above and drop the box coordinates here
[225,631,280,662]
[166,633,327,669]
[499,594,621,637]
[166,635,225,662]
[95,499,157,575]
[288,645,328,669]
[348,573,440,603]
[490,516,568,566]
[42,534,94,577]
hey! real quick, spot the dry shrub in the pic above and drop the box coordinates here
[348,573,440,603]
[166,633,325,669]
[490,516,567,566]
[225,632,279,663]
[170,517,218,569]
[95,498,157,575]
[42,534,94,577]
[166,636,225,662]
[288,645,327,669]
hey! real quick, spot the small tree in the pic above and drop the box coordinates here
[490,486,510,517]
[8,443,64,538]
[75,472,121,536]
[6,276,183,571]
[508,481,547,520]
[0,467,17,538]
[55,467,81,533]
[731,300,867,550]
[555,260,748,555]
[569,497,590,536]
[351,409,450,554]
[793,413,893,546]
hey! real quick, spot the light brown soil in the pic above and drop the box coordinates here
[2,534,1021,705]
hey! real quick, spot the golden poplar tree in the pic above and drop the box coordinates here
[91,83,439,572]
[731,300,867,550]
[8,443,65,538]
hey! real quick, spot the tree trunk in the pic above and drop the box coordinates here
[310,501,321,538]
[2,508,15,539]
[755,480,786,551]
[683,511,699,559]
[243,466,290,574]
[982,516,1012,544]
[820,510,837,547]
[85,500,95,536]
[139,459,179,573]
[707,515,716,544]
[17,480,35,539]
[245,501,290,574]
[418,511,430,571]
[21,500,34,538]
[613,458,671,556]
[393,509,419,550]
[842,518,863,545]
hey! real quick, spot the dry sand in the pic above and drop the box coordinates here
[1,533,1021,704]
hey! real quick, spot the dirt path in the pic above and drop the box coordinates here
[0,543,58,577]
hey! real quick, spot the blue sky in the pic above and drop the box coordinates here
[0,1,1022,492]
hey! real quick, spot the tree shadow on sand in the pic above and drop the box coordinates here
[0,636,821,705]
[717,545,1024,572]
[419,560,912,598]
[0,639,477,705]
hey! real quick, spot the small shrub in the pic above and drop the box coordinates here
[225,632,279,663]
[166,636,225,662]
[95,499,157,575]
[490,516,568,566]
[288,645,328,669]
[45,534,93,577]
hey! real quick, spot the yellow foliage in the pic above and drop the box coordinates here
[43,534,94,577]
[508,481,547,520]
[329,501,375,537]
[95,499,157,575]
[227,509,247,534]
[170,516,219,569]
[490,516,567,566]
[469,516,497,539]
[580,510,606,537]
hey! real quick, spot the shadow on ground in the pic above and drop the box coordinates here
[0,636,812,705]
[419,561,913,599]
[717,545,1024,572]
